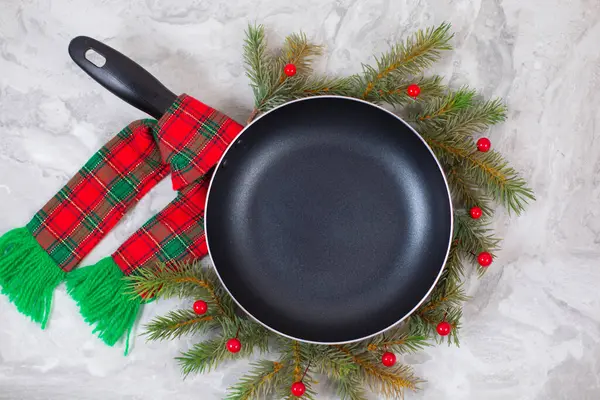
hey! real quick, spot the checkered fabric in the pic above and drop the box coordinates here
[27,94,242,274]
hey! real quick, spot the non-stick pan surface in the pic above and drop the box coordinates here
[206,97,452,343]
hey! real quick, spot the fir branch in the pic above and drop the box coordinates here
[280,32,323,76]
[454,212,501,273]
[225,360,286,400]
[244,24,275,106]
[334,346,419,395]
[333,372,369,400]
[422,98,507,139]
[442,241,464,284]
[412,86,477,123]
[311,344,358,380]
[425,135,535,214]
[357,22,453,100]
[178,336,230,376]
[364,330,429,354]
[143,309,217,341]
[127,262,234,318]
[254,76,354,114]
[446,168,493,215]
[409,280,467,345]
[178,325,270,377]
[367,75,446,107]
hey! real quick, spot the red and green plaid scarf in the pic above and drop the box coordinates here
[0,94,242,349]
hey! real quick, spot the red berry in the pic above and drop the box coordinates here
[436,321,452,336]
[226,338,242,353]
[284,63,297,77]
[193,300,207,315]
[469,206,483,219]
[406,83,421,98]
[477,137,491,152]
[381,351,397,367]
[291,381,306,397]
[477,251,493,267]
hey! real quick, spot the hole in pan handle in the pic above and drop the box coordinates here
[68,36,178,119]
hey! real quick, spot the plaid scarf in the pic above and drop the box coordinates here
[0,94,242,349]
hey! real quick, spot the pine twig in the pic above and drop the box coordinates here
[454,212,501,275]
[225,360,286,400]
[178,325,270,377]
[333,372,369,400]
[279,32,323,76]
[446,168,493,216]
[364,330,429,354]
[334,346,420,396]
[366,75,446,107]
[357,22,453,100]
[425,135,535,214]
[144,309,217,341]
[412,86,477,122]
[127,262,233,318]
[423,97,507,139]
[177,336,230,376]
[409,278,468,345]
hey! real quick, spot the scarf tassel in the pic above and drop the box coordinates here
[0,227,66,329]
[66,257,141,351]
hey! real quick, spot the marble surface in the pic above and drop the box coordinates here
[1,0,600,399]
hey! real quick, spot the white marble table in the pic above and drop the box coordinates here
[1,0,599,399]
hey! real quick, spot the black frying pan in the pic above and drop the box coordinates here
[69,36,453,344]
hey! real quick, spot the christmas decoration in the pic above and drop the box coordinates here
[469,206,483,219]
[436,321,452,336]
[406,83,421,98]
[227,338,242,353]
[381,351,397,367]
[284,63,297,77]
[291,381,306,397]
[193,300,208,315]
[477,137,491,152]
[477,251,493,267]
[126,23,534,400]
[0,21,533,400]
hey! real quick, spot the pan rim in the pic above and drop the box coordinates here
[205,95,454,345]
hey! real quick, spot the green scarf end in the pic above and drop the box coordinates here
[0,227,66,329]
[66,257,141,351]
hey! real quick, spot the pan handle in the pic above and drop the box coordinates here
[68,36,178,119]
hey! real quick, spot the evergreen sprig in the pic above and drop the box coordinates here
[367,75,446,107]
[225,360,287,400]
[356,22,453,100]
[426,134,535,214]
[143,309,218,341]
[409,280,468,345]
[127,23,534,399]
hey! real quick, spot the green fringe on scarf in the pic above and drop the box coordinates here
[0,227,66,329]
[66,257,141,351]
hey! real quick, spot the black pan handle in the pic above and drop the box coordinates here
[69,36,178,119]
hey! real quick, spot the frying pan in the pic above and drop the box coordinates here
[69,36,453,344]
